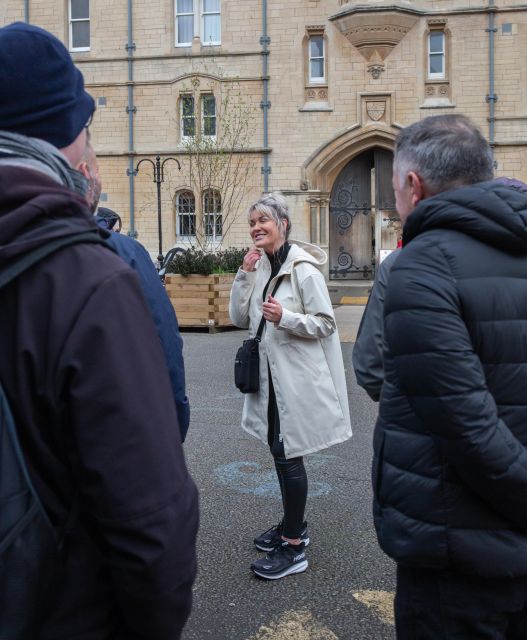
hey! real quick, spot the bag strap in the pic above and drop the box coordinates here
[255,275,284,341]
[0,231,110,290]
[0,230,111,542]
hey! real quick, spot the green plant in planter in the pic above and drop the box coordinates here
[165,247,248,276]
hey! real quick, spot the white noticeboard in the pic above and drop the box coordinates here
[379,249,394,264]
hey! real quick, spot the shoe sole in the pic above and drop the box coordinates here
[255,536,310,552]
[252,560,308,580]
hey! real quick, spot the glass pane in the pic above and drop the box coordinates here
[180,216,193,236]
[203,14,220,43]
[72,21,90,48]
[183,117,195,137]
[203,192,211,214]
[429,32,444,53]
[310,36,323,59]
[177,15,193,43]
[182,96,194,117]
[71,0,89,20]
[203,0,220,12]
[177,0,193,12]
[429,54,444,75]
[216,216,222,237]
[310,59,324,80]
[203,116,216,136]
[178,192,195,213]
[202,95,215,116]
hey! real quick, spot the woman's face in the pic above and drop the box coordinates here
[249,209,285,253]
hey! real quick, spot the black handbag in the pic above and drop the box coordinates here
[234,277,283,394]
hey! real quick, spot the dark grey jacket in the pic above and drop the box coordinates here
[374,181,527,578]
[352,249,400,401]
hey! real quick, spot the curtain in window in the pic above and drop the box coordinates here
[177,0,194,44]
[71,0,90,48]
[203,0,220,44]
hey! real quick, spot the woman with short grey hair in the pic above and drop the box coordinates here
[230,192,352,581]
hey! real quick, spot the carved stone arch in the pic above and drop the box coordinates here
[302,124,399,193]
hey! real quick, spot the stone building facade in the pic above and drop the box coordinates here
[2,0,527,279]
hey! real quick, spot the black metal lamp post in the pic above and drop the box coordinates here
[135,155,181,267]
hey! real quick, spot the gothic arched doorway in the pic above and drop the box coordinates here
[329,147,397,280]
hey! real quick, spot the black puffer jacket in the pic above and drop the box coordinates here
[373,181,527,578]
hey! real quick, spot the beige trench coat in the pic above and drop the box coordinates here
[229,241,352,458]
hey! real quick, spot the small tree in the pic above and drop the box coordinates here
[174,74,258,251]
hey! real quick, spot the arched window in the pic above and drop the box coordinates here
[203,189,222,241]
[176,191,196,238]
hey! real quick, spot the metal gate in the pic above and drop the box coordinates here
[329,148,395,280]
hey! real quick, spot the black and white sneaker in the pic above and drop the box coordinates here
[254,521,310,552]
[251,541,308,580]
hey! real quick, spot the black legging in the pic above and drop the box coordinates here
[267,367,308,540]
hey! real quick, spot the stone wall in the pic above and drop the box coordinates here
[2,0,527,268]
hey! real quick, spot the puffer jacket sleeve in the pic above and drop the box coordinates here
[353,249,400,401]
[278,267,335,339]
[229,267,257,329]
[385,237,527,530]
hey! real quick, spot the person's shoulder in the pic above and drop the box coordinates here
[106,232,153,265]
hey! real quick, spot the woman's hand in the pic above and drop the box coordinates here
[242,248,262,272]
[262,295,283,324]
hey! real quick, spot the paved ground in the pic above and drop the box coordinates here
[180,307,396,640]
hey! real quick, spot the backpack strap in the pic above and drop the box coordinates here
[0,231,110,290]
[0,230,111,542]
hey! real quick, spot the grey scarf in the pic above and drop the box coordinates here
[0,130,87,196]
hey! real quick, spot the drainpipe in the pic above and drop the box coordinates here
[125,0,138,237]
[24,0,29,22]
[486,0,498,167]
[260,0,271,192]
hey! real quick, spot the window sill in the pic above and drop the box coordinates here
[299,102,333,112]
[420,98,456,109]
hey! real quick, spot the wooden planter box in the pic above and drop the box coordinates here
[165,274,235,329]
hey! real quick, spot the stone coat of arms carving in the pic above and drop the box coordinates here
[366,101,385,121]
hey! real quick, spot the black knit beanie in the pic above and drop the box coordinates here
[0,22,95,148]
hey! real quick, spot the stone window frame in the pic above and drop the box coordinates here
[69,0,90,52]
[423,19,452,106]
[174,0,221,48]
[175,190,197,239]
[179,92,217,141]
[302,26,330,107]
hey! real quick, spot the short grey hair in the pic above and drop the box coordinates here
[248,192,292,240]
[394,114,494,194]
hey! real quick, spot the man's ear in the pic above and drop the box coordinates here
[77,160,90,180]
[407,171,426,208]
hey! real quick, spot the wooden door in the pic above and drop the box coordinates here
[329,150,373,280]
